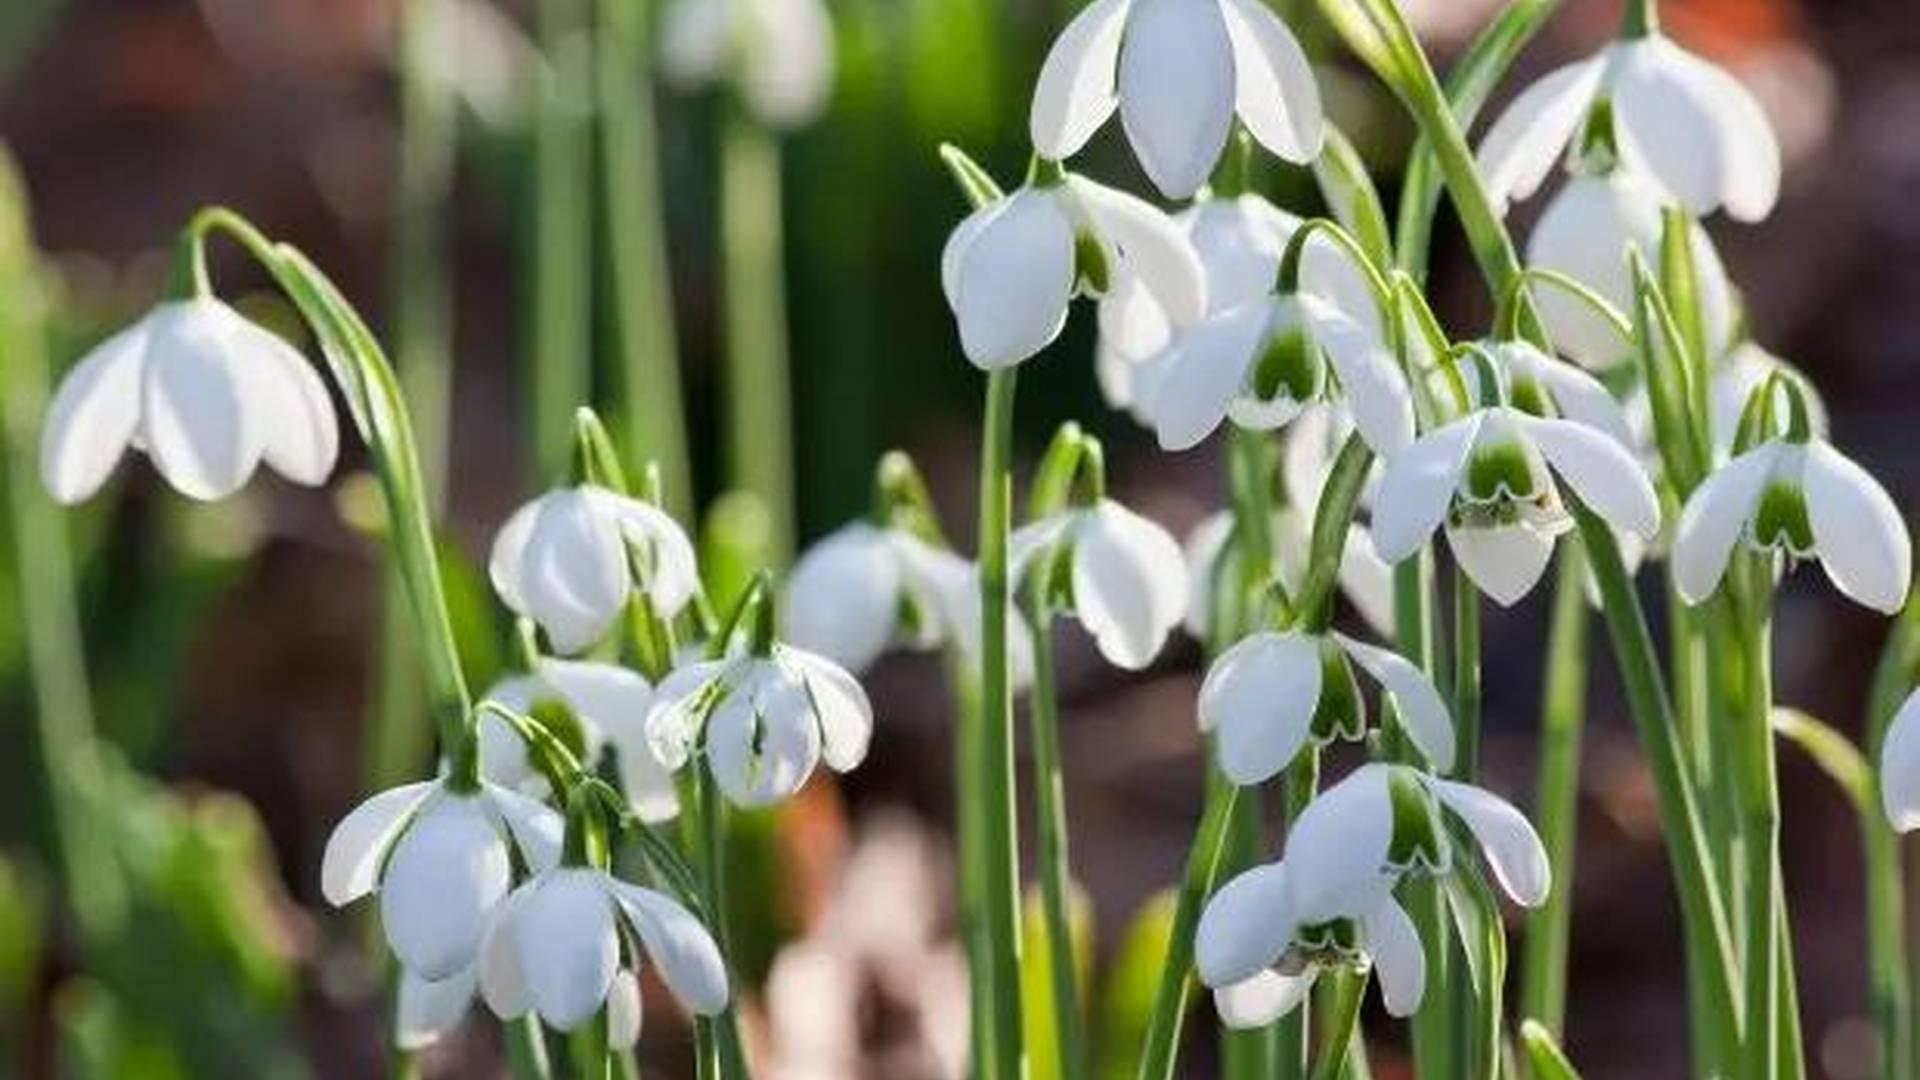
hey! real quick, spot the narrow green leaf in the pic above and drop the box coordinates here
[1311,126,1393,270]
[939,142,1006,209]
[1521,1018,1584,1079]
[1096,891,1176,1080]
[1772,707,1872,818]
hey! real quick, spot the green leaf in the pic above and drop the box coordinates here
[938,143,1006,210]
[1521,1018,1584,1079]
[1772,707,1873,818]
[1097,889,1176,1080]
[1023,884,1094,1080]
[1442,860,1508,1078]
[1311,125,1394,269]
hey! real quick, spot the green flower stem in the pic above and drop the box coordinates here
[1730,579,1781,1080]
[1308,971,1368,1080]
[1520,543,1589,1036]
[529,0,594,477]
[1444,566,1485,1077]
[1622,0,1659,39]
[720,109,795,564]
[1135,777,1241,1080]
[1224,429,1275,1080]
[597,0,692,518]
[693,766,751,1079]
[1271,749,1322,1079]
[1022,589,1086,1080]
[1865,592,1920,1078]
[977,368,1026,1079]
[947,650,997,1078]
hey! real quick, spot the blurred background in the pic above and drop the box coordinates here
[1,0,1917,1075]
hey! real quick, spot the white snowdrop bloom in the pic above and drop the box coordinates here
[1194,763,1548,1024]
[646,645,872,807]
[1708,344,1825,454]
[1372,405,1661,606]
[941,173,1206,371]
[659,0,834,128]
[395,964,479,1051]
[1476,31,1780,222]
[41,297,339,505]
[1029,0,1323,199]
[1672,435,1910,614]
[1526,164,1737,369]
[1879,688,1920,832]
[489,486,700,655]
[479,659,679,823]
[1481,340,1637,449]
[1200,630,1453,783]
[1011,498,1188,670]
[479,866,728,1032]
[321,779,563,980]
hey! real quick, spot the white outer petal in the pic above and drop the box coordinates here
[537,658,652,743]
[1372,414,1483,563]
[1447,522,1556,607]
[219,306,338,485]
[321,781,438,906]
[707,670,822,806]
[1029,0,1129,158]
[1199,632,1320,785]
[1214,969,1314,1029]
[379,794,513,979]
[1151,301,1268,451]
[479,882,536,1018]
[1526,347,1637,447]
[947,190,1077,369]
[1521,414,1660,537]
[1880,688,1920,833]
[1611,38,1780,221]
[1474,58,1605,212]
[1427,777,1552,907]
[1070,500,1189,670]
[784,523,901,673]
[1526,170,1661,370]
[40,316,148,504]
[396,965,476,1050]
[1298,293,1412,457]
[1358,894,1425,1017]
[608,879,732,1015]
[645,659,731,772]
[1181,511,1234,639]
[1116,0,1237,199]
[139,300,264,500]
[592,490,701,617]
[521,490,630,654]
[781,646,874,772]
[1217,0,1322,163]
[1671,441,1784,605]
[1069,177,1208,325]
[1283,763,1396,924]
[488,494,547,615]
[1802,441,1911,614]
[607,970,644,1049]
[514,870,620,1031]
[1194,859,1295,986]
[1334,633,1454,773]
[482,782,566,873]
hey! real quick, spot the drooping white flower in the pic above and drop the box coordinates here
[41,297,339,504]
[1526,165,1737,369]
[395,964,480,1051]
[1012,498,1188,670]
[1029,0,1323,198]
[1476,32,1780,222]
[1194,763,1548,1025]
[480,658,679,823]
[1201,630,1453,783]
[942,173,1206,370]
[1672,435,1910,614]
[479,866,728,1032]
[1372,404,1661,605]
[489,486,700,654]
[1880,688,1920,832]
[321,779,563,980]
[659,0,834,128]
[646,645,872,807]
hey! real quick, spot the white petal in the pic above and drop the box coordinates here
[1447,522,1556,607]
[1372,414,1483,563]
[1070,501,1189,669]
[380,794,513,979]
[1283,764,1396,924]
[1334,633,1453,773]
[607,970,644,1049]
[396,966,476,1050]
[1337,525,1398,639]
[592,490,701,617]
[736,0,834,127]
[482,782,565,874]
[1217,0,1322,163]
[707,669,823,806]
[941,201,995,312]
[40,317,147,504]
[948,190,1077,369]
[1612,38,1780,221]
[608,879,732,1015]
[1524,346,1637,447]
[477,676,545,791]
[1097,272,1176,405]
[1803,441,1912,614]
[1525,170,1661,370]
[615,735,683,824]
[1194,860,1296,986]
[1521,414,1660,537]
[782,646,874,772]
[1069,178,1208,325]
[1029,0,1129,158]
[657,0,728,86]
[1116,0,1236,198]
[479,883,535,1018]
[1358,895,1425,1017]
[1214,970,1314,1029]
[1151,302,1268,451]
[784,524,901,673]
[487,495,546,614]
[1297,294,1412,457]
[320,781,438,906]
[537,658,653,742]
[1010,513,1075,584]
[1672,441,1784,606]
[1881,688,1920,832]
[139,300,264,500]
[645,659,731,772]
[1181,511,1235,639]
[1198,632,1320,786]
[515,870,619,1031]
[522,490,630,653]
[1474,58,1604,212]
[1428,777,1551,907]
[220,307,338,485]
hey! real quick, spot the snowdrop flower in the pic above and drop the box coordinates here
[1672,433,1910,614]
[942,169,1206,370]
[321,778,562,980]
[480,659,679,823]
[1476,29,1780,222]
[41,297,339,504]
[646,645,872,807]
[489,485,700,654]
[398,957,645,1053]
[1195,763,1549,1025]
[1201,629,1453,783]
[1029,0,1323,198]
[480,866,728,1032]
[1373,399,1661,605]
[1879,687,1920,832]
[1480,340,1636,449]
[1012,498,1188,670]
[1708,344,1825,454]
[659,0,834,128]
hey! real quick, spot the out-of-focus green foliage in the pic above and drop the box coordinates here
[1096,888,1176,1080]
[0,854,47,1054]
[1021,882,1093,1080]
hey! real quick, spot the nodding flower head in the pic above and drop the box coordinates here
[1011,497,1188,671]
[479,658,680,824]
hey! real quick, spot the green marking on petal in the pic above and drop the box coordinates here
[529,696,590,763]
[1250,327,1321,405]
[1310,641,1368,745]
[1752,481,1814,556]
[1386,767,1449,874]
[1464,439,1539,502]
[1073,232,1110,295]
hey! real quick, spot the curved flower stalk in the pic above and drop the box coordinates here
[479,658,679,823]
[1708,343,1826,454]
[320,778,563,980]
[1029,0,1323,198]
[941,160,1206,371]
[1148,220,1412,456]
[1011,496,1188,670]
[658,0,834,128]
[488,483,700,654]
[1475,17,1780,223]
[1200,629,1453,783]
[1373,377,1661,606]
[1194,763,1549,1026]
[40,295,340,504]
[479,864,730,1032]
[646,636,873,808]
